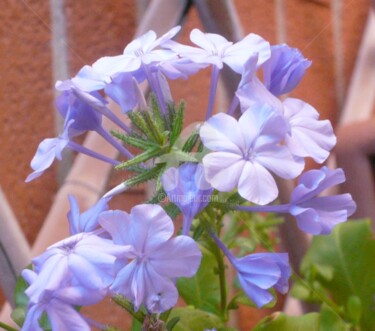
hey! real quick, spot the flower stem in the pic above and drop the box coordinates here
[67,141,120,165]
[205,66,220,120]
[96,127,134,159]
[199,216,228,320]
[112,295,145,323]
[0,321,18,331]
[213,242,228,321]
[227,95,240,116]
[235,203,290,213]
[99,105,132,134]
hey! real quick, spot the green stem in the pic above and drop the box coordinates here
[112,295,146,323]
[214,243,228,321]
[199,213,228,321]
[293,275,343,315]
[0,321,18,331]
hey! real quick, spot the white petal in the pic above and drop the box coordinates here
[149,236,202,278]
[130,204,174,253]
[203,152,246,191]
[256,145,305,179]
[238,162,278,205]
[200,113,245,153]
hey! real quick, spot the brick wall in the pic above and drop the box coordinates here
[0,0,370,328]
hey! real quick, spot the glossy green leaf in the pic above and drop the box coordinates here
[300,220,375,330]
[253,312,320,331]
[319,304,350,331]
[167,307,223,331]
[177,245,220,315]
[228,290,275,310]
[11,272,30,326]
[346,295,362,326]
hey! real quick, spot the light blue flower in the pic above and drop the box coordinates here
[28,233,130,304]
[25,120,71,182]
[67,195,110,235]
[236,56,336,164]
[99,204,202,313]
[263,44,311,96]
[21,269,92,331]
[290,166,356,235]
[212,233,290,308]
[200,106,304,205]
[165,28,270,72]
[161,163,213,235]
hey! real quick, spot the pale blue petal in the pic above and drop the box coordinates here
[224,33,270,72]
[46,299,90,331]
[263,44,311,95]
[200,113,245,153]
[238,161,278,205]
[99,210,133,246]
[130,204,174,253]
[255,145,304,180]
[144,266,178,313]
[202,152,245,192]
[283,98,336,163]
[21,304,44,331]
[110,260,138,304]
[68,253,113,289]
[238,276,275,308]
[149,236,202,278]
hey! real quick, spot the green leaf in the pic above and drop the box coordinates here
[169,101,185,146]
[14,273,29,309]
[10,308,26,328]
[127,110,150,136]
[228,290,275,310]
[166,317,180,331]
[253,312,320,331]
[121,163,165,189]
[167,307,223,331]
[319,304,351,331]
[116,147,162,169]
[346,295,362,326]
[150,94,168,132]
[111,131,159,150]
[290,279,325,303]
[182,132,199,153]
[163,202,181,219]
[141,109,166,144]
[131,317,142,331]
[299,220,375,330]
[12,271,30,327]
[177,245,221,315]
[157,149,197,166]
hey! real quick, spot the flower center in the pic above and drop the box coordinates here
[134,48,144,58]
[243,148,255,161]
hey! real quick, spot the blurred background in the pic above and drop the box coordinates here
[0,0,372,329]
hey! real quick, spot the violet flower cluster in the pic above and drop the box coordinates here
[21,26,356,330]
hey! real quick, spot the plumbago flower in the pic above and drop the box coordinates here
[161,162,213,235]
[200,104,304,205]
[262,44,312,96]
[99,204,202,313]
[67,195,110,235]
[211,233,290,308]
[21,269,92,331]
[16,26,359,331]
[235,48,336,164]
[289,166,356,234]
[164,28,271,118]
[236,167,356,235]
[21,228,130,330]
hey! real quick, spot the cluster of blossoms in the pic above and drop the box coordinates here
[22,26,356,330]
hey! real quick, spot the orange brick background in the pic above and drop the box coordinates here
[0,0,371,329]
